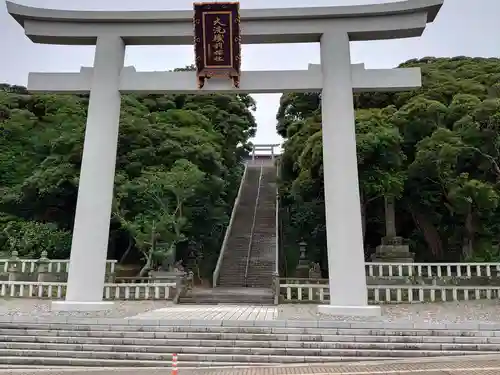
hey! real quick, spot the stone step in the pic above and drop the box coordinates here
[217,164,277,291]
[2,335,500,351]
[245,279,274,285]
[2,327,500,342]
[215,278,273,285]
[0,348,491,364]
[245,282,274,289]
[0,366,86,369]
[180,298,274,305]
[181,287,275,304]
[0,321,497,367]
[3,324,500,338]
[0,356,278,367]
[0,366,268,370]
[0,356,397,368]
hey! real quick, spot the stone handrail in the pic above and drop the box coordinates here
[114,276,154,283]
[366,262,500,277]
[244,165,263,287]
[274,158,279,276]
[0,258,117,274]
[212,162,248,287]
[280,283,500,304]
[281,262,500,283]
[0,281,176,300]
[115,276,186,284]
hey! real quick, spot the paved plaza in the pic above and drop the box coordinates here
[3,299,500,325]
[128,305,278,321]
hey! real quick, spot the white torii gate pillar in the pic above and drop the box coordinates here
[318,32,377,315]
[55,36,125,310]
[7,0,443,314]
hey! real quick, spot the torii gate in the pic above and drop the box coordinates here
[250,144,280,161]
[7,0,443,315]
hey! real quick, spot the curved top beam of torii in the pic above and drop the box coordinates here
[6,0,443,45]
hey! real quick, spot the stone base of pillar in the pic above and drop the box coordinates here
[371,236,415,263]
[51,301,114,312]
[294,265,309,278]
[318,304,381,317]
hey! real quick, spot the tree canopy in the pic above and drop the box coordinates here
[278,57,500,275]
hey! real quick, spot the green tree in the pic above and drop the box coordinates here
[278,57,500,274]
[0,81,257,281]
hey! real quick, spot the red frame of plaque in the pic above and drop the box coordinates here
[193,2,241,88]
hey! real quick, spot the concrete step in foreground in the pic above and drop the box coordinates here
[180,287,275,305]
[0,357,279,368]
[0,321,498,367]
[180,296,274,305]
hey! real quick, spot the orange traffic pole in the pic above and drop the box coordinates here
[171,353,178,375]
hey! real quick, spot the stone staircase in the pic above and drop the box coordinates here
[178,287,274,305]
[0,320,497,368]
[217,164,261,288]
[187,159,277,305]
[245,165,277,288]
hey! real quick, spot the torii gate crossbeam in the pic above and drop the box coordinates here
[27,64,421,94]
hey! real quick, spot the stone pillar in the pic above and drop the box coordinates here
[52,35,125,312]
[371,196,414,264]
[317,31,380,317]
[8,251,20,282]
[37,251,50,283]
[385,196,397,238]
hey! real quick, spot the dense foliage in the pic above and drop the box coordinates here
[278,57,500,275]
[0,80,256,280]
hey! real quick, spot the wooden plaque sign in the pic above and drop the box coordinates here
[193,2,241,89]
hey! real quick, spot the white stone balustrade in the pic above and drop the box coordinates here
[281,262,500,304]
[366,262,500,277]
[0,260,498,303]
[0,281,175,300]
[284,262,500,281]
[281,283,500,304]
[0,258,116,274]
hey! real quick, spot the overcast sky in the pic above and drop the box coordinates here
[1,0,499,149]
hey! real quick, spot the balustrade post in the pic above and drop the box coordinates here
[295,241,310,278]
[106,261,116,283]
[37,251,50,282]
[8,251,20,282]
[272,271,280,305]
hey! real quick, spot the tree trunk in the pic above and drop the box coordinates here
[409,205,444,259]
[462,206,475,259]
[384,196,397,238]
[138,252,152,277]
[360,200,367,240]
[118,235,133,264]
